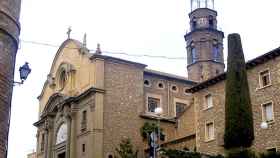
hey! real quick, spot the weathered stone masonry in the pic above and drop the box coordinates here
[0,0,21,157]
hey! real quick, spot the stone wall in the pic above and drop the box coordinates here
[143,73,197,150]
[103,60,146,157]
[0,0,21,157]
[194,55,280,154]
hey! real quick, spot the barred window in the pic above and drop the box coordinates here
[176,102,186,117]
[205,122,214,141]
[262,102,274,122]
[259,70,271,87]
[148,97,160,113]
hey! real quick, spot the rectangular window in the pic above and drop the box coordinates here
[176,102,186,117]
[41,133,45,152]
[262,102,274,122]
[81,110,87,131]
[205,122,214,141]
[148,97,160,113]
[205,94,213,109]
[82,144,86,153]
[259,70,271,87]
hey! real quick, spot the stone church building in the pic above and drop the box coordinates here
[34,0,280,157]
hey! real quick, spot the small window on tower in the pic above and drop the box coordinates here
[191,47,197,63]
[209,16,214,28]
[213,44,219,62]
[192,18,197,30]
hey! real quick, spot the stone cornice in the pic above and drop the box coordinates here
[161,134,196,147]
[139,113,176,124]
[90,54,147,68]
[35,87,105,127]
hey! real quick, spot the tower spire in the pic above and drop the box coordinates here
[186,0,224,82]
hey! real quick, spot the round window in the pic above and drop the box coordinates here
[158,82,164,89]
[144,79,151,87]
[171,85,178,92]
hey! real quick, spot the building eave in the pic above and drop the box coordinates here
[144,69,197,85]
[186,46,280,93]
[90,54,147,68]
[139,113,176,124]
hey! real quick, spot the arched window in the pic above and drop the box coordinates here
[191,46,197,63]
[209,16,214,28]
[192,18,197,30]
[56,123,67,144]
[212,44,219,61]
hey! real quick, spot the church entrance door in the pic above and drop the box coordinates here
[57,152,66,158]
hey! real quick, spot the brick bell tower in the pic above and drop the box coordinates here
[0,0,21,157]
[185,0,224,82]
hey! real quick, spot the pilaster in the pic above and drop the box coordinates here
[92,93,104,158]
[70,107,77,158]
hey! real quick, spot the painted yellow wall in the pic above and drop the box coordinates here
[38,40,96,115]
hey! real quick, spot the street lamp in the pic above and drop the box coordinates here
[154,107,163,158]
[260,121,268,129]
[14,62,31,85]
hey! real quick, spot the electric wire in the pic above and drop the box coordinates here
[19,39,228,62]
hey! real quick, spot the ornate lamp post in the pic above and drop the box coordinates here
[14,62,31,85]
[154,107,163,158]
[260,121,268,129]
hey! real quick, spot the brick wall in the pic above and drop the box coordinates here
[194,56,280,154]
[0,1,21,157]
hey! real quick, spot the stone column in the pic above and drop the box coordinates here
[44,130,49,158]
[46,119,54,158]
[64,108,72,158]
[0,0,21,157]
[35,131,40,158]
[70,110,77,158]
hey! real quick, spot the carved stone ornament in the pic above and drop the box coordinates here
[44,118,53,130]
[47,74,55,87]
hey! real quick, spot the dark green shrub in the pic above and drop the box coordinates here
[226,149,257,158]
[224,34,254,149]
[260,152,280,158]
[160,148,224,158]
[140,122,163,140]
[115,138,138,158]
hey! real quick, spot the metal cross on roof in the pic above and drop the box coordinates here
[67,27,72,39]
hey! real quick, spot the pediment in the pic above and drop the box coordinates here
[42,93,67,115]
[38,39,84,100]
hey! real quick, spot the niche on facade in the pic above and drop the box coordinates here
[55,62,76,91]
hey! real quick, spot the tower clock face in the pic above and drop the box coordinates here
[197,17,207,27]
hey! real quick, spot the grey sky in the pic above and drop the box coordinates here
[8,0,280,158]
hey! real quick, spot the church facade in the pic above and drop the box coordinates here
[34,0,280,158]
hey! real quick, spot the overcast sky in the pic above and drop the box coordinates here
[8,0,280,158]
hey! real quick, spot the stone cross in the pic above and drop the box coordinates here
[67,27,72,39]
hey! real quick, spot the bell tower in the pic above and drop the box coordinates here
[185,0,224,82]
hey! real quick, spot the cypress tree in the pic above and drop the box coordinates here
[224,33,254,149]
